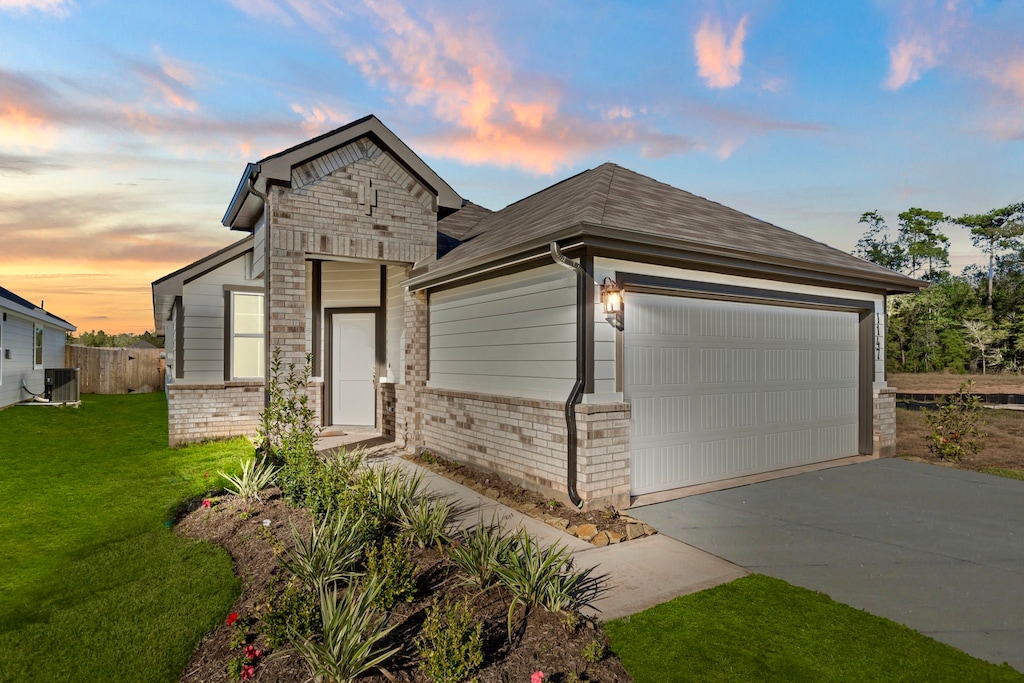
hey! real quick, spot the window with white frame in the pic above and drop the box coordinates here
[33,325,43,369]
[231,292,264,379]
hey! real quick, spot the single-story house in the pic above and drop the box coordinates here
[0,286,76,409]
[153,115,923,508]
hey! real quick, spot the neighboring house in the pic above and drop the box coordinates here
[153,115,923,508]
[0,286,76,409]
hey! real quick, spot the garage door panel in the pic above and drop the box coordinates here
[627,293,860,496]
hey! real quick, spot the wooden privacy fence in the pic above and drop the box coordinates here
[65,345,166,394]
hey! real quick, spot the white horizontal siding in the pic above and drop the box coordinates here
[428,265,576,401]
[181,252,254,383]
[0,312,67,408]
[322,261,380,308]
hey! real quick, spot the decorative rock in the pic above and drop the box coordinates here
[642,523,657,536]
[619,515,641,524]
[484,488,501,499]
[591,531,610,547]
[567,525,579,536]
[606,531,623,544]
[576,524,599,542]
[625,522,645,541]
[546,517,570,530]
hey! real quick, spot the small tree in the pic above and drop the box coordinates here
[257,348,320,461]
[925,381,986,463]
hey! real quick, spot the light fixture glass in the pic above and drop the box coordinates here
[600,278,624,330]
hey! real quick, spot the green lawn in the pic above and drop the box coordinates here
[0,393,251,682]
[606,574,1023,682]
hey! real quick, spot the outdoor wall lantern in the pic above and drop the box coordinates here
[600,278,624,330]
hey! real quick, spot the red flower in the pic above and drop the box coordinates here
[227,612,238,626]
[241,664,255,680]
[244,645,263,660]
[201,499,212,508]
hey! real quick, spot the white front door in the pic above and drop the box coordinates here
[331,313,376,427]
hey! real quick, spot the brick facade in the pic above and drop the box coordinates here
[420,387,631,509]
[873,385,898,457]
[167,381,264,446]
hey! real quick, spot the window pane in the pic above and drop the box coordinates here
[233,337,264,378]
[233,293,264,334]
[35,327,43,366]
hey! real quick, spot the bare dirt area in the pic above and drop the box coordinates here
[176,488,632,683]
[890,372,1024,394]
[896,407,1024,473]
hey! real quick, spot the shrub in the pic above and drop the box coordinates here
[281,508,367,591]
[358,463,424,531]
[925,381,986,462]
[495,531,588,639]
[365,536,417,610]
[258,579,320,649]
[447,520,516,590]
[401,496,455,549]
[258,347,320,478]
[277,579,400,683]
[581,637,607,664]
[415,598,484,683]
[220,456,279,506]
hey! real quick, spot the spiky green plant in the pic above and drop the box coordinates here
[281,508,367,590]
[220,455,279,505]
[275,578,400,683]
[358,463,424,530]
[400,496,455,549]
[494,531,587,640]
[447,519,517,590]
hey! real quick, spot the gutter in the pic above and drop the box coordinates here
[548,242,586,509]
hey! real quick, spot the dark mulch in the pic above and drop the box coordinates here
[409,453,646,541]
[176,488,632,683]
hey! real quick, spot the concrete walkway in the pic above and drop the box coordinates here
[395,459,747,621]
[318,437,749,622]
[629,459,1024,672]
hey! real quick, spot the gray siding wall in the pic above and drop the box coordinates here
[181,252,255,382]
[252,215,266,279]
[0,311,68,408]
[307,260,382,378]
[428,265,576,401]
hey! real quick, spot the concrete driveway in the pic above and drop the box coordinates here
[630,459,1024,672]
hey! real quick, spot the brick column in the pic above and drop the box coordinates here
[873,386,897,457]
[575,402,632,510]
[396,289,428,450]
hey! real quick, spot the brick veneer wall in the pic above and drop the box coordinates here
[873,385,897,457]
[380,382,396,440]
[263,138,436,431]
[167,381,263,446]
[575,402,631,509]
[420,387,631,509]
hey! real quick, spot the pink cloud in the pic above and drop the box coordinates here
[694,15,748,89]
[881,1,968,90]
[884,35,939,90]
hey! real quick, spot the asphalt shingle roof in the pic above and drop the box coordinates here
[422,163,921,291]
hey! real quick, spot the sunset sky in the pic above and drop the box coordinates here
[2,0,1022,333]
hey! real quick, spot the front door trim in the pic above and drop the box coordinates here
[324,306,384,428]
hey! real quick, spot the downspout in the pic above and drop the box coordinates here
[549,242,585,509]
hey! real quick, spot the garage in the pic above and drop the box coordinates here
[625,292,861,496]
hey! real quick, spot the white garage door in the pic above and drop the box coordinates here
[626,293,859,496]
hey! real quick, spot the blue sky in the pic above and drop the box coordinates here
[1,0,1022,331]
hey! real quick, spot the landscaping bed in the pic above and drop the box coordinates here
[177,485,632,683]
[409,452,657,546]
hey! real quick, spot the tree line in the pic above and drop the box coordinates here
[852,203,1024,374]
[68,330,164,349]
